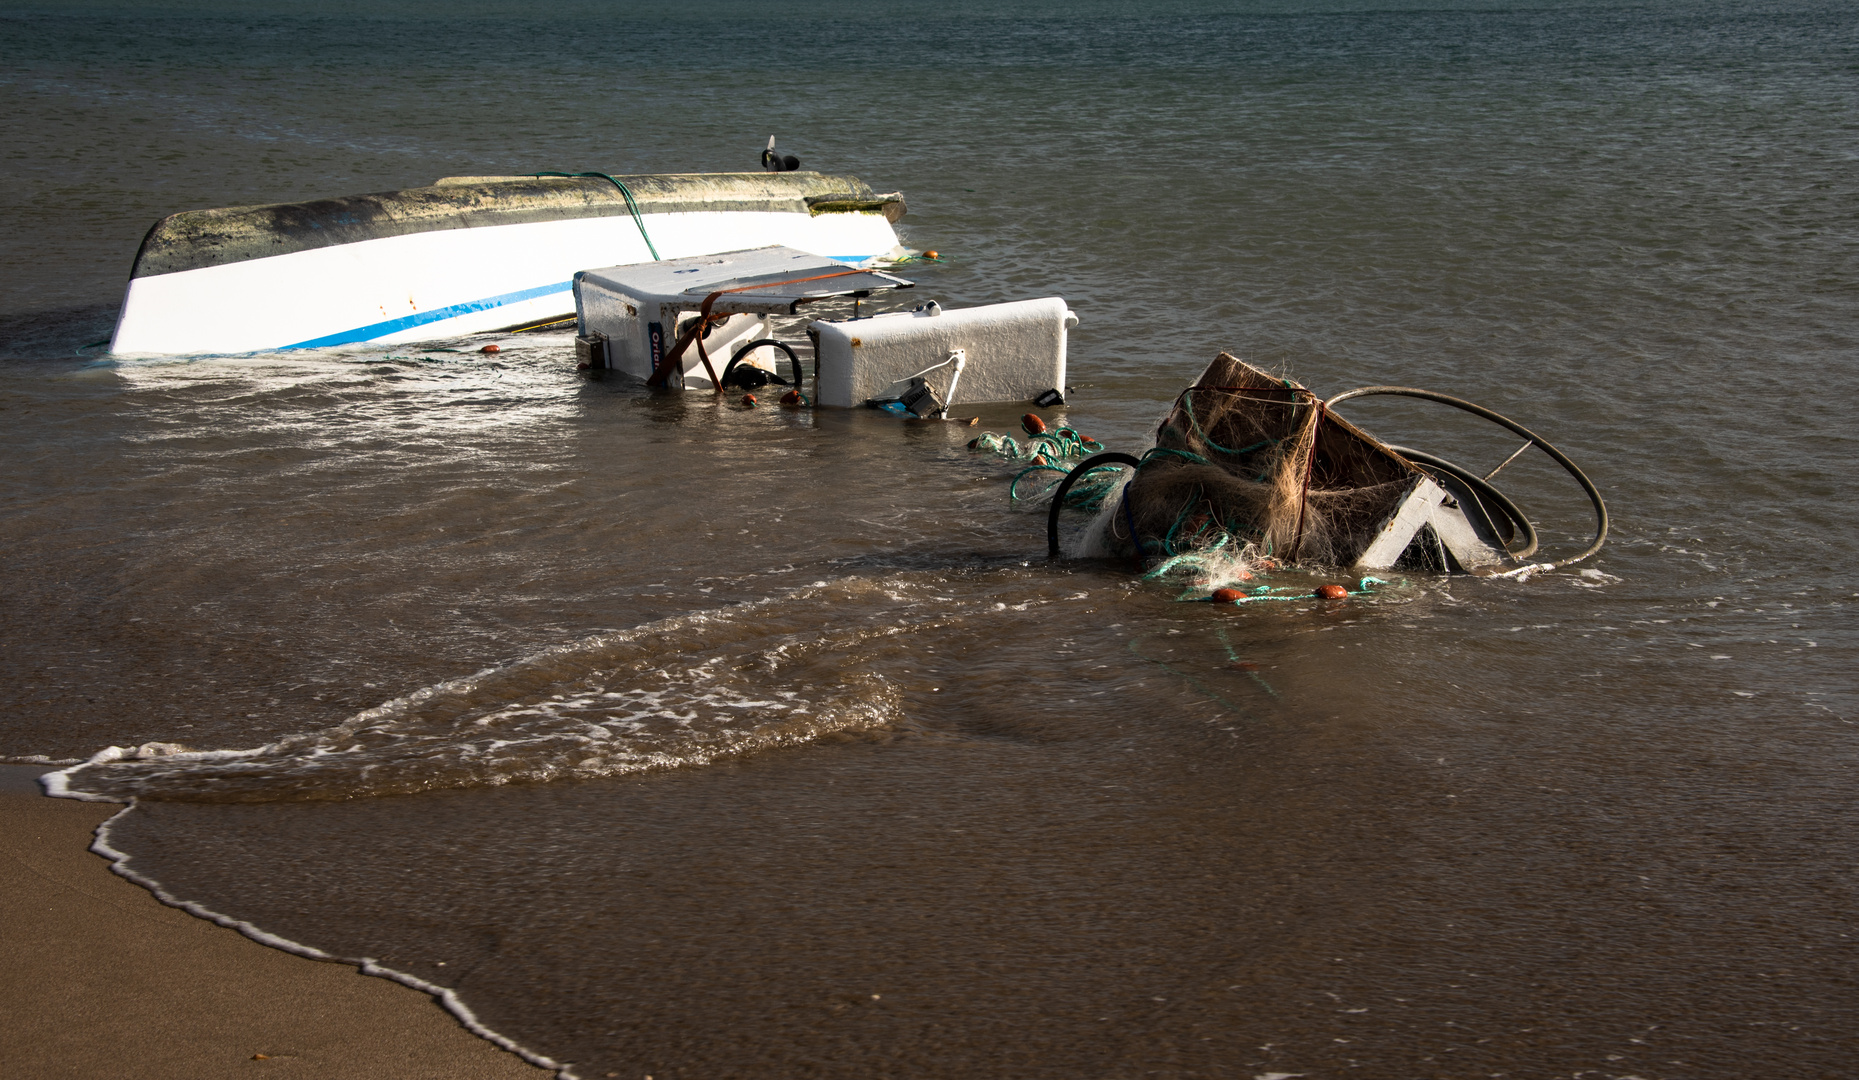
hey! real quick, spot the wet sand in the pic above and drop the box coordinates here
[0,766,547,1079]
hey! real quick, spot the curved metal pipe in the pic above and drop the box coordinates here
[1324,386,1607,572]
[1384,444,1539,561]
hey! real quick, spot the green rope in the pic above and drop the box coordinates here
[1215,626,1279,698]
[1010,462,1124,510]
[973,433,1023,458]
[1161,492,1206,556]
[979,426,1114,510]
[535,171,660,260]
[1191,576,1390,604]
[1176,390,1282,459]
[1141,542,1232,584]
[1119,441,1294,559]
[1142,446,1213,468]
[1022,428,1098,460]
[1181,394,1238,456]
[1008,462,1072,502]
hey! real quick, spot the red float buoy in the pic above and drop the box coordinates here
[1210,587,1245,603]
[1021,413,1047,435]
[741,393,757,407]
[479,344,500,354]
[1315,584,1349,599]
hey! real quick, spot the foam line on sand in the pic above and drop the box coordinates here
[0,764,556,1079]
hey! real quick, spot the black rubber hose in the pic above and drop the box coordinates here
[722,339,803,393]
[1324,386,1607,571]
[1391,445,1524,551]
[1385,444,1539,560]
[1047,452,1143,559]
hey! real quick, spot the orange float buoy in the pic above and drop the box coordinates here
[479,344,500,354]
[1021,413,1047,435]
[923,250,940,260]
[1210,587,1245,603]
[741,393,757,407]
[1315,584,1349,599]
[779,389,802,406]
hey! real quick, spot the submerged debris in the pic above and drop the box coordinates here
[968,425,1115,508]
[1021,353,1608,583]
[1084,353,1429,569]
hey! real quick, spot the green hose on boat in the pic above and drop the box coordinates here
[534,171,660,261]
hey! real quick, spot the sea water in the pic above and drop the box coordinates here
[3,1,1856,1076]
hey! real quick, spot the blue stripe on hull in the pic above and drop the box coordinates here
[283,281,573,349]
[281,253,879,350]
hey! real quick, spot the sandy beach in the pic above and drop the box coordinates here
[0,765,548,1078]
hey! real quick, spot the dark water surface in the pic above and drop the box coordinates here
[4,2,1856,1077]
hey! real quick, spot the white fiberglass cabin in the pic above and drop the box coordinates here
[574,244,1076,411]
[572,246,914,390]
[108,173,906,356]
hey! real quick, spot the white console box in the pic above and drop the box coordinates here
[812,297,1077,408]
[573,246,910,388]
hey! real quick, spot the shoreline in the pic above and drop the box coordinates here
[0,764,551,1079]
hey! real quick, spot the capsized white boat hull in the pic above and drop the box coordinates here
[108,173,905,356]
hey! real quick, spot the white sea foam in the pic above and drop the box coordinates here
[46,578,964,804]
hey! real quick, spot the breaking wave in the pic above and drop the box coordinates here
[48,577,960,804]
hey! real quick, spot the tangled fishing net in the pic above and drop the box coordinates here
[981,354,1428,579]
[967,424,1124,509]
[1111,354,1420,568]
